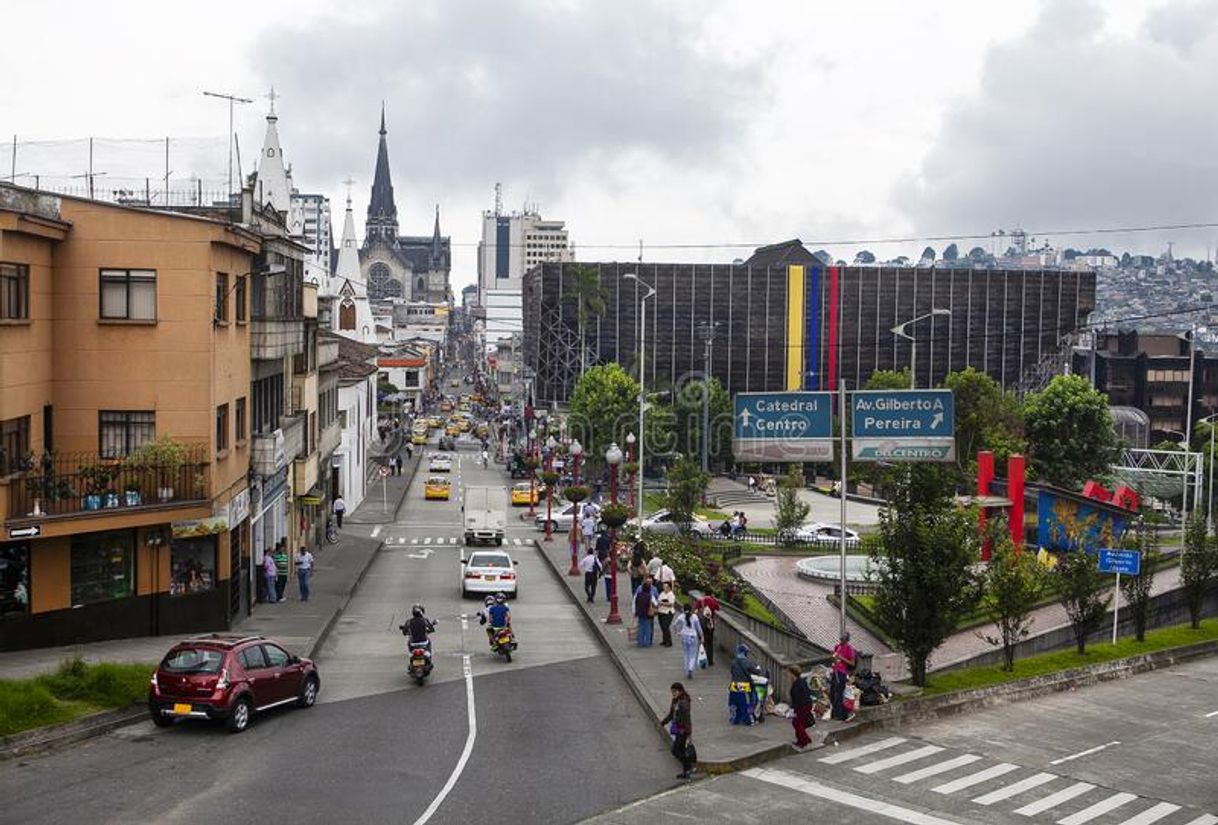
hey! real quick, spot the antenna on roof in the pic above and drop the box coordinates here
[493,182,502,217]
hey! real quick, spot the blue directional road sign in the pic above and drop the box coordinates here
[851,389,955,462]
[733,392,833,462]
[1098,548,1141,576]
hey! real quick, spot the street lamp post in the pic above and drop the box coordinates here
[626,432,637,510]
[623,273,656,526]
[890,308,951,389]
[605,442,624,624]
[527,427,538,518]
[568,439,584,575]
[544,435,558,543]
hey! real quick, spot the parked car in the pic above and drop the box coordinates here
[429,455,453,473]
[633,508,713,536]
[148,633,319,733]
[534,502,580,532]
[779,522,861,546]
[460,550,519,598]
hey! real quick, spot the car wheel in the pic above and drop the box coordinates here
[297,675,319,708]
[227,697,252,733]
[149,707,173,728]
[461,587,469,599]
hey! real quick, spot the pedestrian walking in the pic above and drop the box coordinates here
[295,545,314,602]
[646,550,662,580]
[333,496,347,529]
[596,533,613,601]
[262,550,278,605]
[406,442,414,460]
[578,548,600,604]
[581,511,598,553]
[633,577,657,647]
[272,541,290,602]
[747,475,757,495]
[671,602,703,678]
[830,632,857,721]
[658,682,696,780]
[656,582,677,647]
[656,558,676,590]
[699,600,717,667]
[629,545,648,595]
[728,644,761,726]
[788,665,815,748]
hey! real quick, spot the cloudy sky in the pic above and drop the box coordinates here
[4,0,1218,287]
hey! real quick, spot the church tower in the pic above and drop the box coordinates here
[255,91,292,214]
[365,104,399,244]
[333,191,375,344]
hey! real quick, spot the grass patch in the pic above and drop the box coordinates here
[0,658,155,737]
[739,593,782,627]
[920,618,1218,697]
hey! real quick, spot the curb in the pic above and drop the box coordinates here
[344,456,421,526]
[0,704,147,762]
[308,539,387,660]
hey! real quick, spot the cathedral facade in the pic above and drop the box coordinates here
[360,108,451,304]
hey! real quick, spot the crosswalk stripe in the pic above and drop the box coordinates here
[1115,803,1181,825]
[970,771,1054,803]
[1181,816,1218,825]
[932,763,1018,795]
[1013,782,1096,816]
[855,745,945,775]
[450,538,458,545]
[893,754,981,784]
[411,538,419,545]
[819,737,907,765]
[424,537,432,545]
[1058,793,1137,825]
[743,767,965,825]
[513,538,523,546]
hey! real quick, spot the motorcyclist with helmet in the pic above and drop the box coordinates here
[478,592,513,647]
[400,603,437,654]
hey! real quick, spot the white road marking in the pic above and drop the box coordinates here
[1050,741,1119,765]
[893,754,982,784]
[932,763,1018,795]
[411,538,419,545]
[970,771,1055,803]
[855,745,945,775]
[743,768,964,825]
[371,525,382,538]
[1058,793,1138,825]
[1181,816,1218,825]
[450,538,458,545]
[1115,802,1180,825]
[513,538,523,546]
[424,537,432,545]
[411,654,476,825]
[819,737,907,765]
[1205,710,1218,718]
[1013,782,1096,816]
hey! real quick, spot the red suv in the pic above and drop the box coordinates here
[148,634,320,733]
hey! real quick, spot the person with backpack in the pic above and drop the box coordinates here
[698,599,718,667]
[633,577,657,647]
[658,681,696,780]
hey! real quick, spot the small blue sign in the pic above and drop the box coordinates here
[851,390,955,439]
[1098,548,1141,576]
[733,392,833,462]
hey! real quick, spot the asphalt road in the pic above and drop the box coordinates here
[0,433,675,825]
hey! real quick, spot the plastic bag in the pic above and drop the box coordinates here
[697,644,708,669]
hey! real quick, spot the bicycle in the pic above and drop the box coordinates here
[325,518,339,545]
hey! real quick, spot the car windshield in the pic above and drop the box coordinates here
[161,647,225,674]
[513,484,531,492]
[468,553,511,569]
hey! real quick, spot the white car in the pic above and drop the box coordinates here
[461,550,518,598]
[633,508,713,537]
[535,502,579,532]
[781,522,860,546]
[428,455,453,473]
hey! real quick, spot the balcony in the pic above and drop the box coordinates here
[319,419,341,458]
[251,415,305,478]
[251,318,305,362]
[5,446,210,524]
[293,451,319,498]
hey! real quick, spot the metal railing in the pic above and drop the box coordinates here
[6,446,210,521]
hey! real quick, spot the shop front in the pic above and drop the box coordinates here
[250,467,288,606]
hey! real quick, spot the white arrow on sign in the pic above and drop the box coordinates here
[737,408,753,428]
[931,412,944,430]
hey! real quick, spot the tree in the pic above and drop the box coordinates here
[968,246,988,262]
[1054,549,1111,655]
[774,466,812,539]
[944,368,1025,469]
[562,264,607,373]
[812,249,833,265]
[1118,521,1160,642]
[942,243,959,261]
[981,521,1049,671]
[666,457,708,531]
[1180,513,1217,629]
[865,368,912,391]
[672,377,732,470]
[568,364,639,470]
[1023,375,1119,490]
[854,250,876,264]
[869,465,983,686]
[920,246,936,262]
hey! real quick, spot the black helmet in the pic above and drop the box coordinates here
[484,595,495,607]
[412,604,425,617]
[495,592,506,604]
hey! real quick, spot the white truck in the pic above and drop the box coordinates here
[463,486,506,546]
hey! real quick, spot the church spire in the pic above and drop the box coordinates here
[255,89,291,214]
[366,103,397,242]
[431,204,442,262]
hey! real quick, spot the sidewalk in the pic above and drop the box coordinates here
[533,536,859,770]
[0,459,418,681]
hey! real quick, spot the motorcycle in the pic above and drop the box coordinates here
[489,626,517,662]
[408,640,434,685]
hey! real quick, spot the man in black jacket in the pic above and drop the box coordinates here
[788,665,815,748]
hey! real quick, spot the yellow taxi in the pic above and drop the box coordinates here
[510,482,538,507]
[445,422,461,437]
[439,399,453,412]
[427,416,443,430]
[424,477,451,500]
[475,423,489,439]
[412,429,427,445]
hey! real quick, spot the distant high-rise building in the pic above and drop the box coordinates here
[293,192,332,269]
[478,207,571,293]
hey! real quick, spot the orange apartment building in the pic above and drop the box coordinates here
[0,184,259,650]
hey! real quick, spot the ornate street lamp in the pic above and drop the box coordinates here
[625,431,637,510]
[527,427,538,518]
[567,439,584,575]
[604,442,624,624]
[542,435,559,543]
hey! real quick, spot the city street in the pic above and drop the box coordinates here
[0,438,675,825]
[589,655,1218,824]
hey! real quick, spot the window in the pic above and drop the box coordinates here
[0,416,31,476]
[239,646,268,670]
[99,411,155,458]
[216,404,229,453]
[235,397,247,444]
[261,643,289,668]
[0,262,29,320]
[252,373,284,435]
[169,537,216,596]
[162,648,224,673]
[70,530,134,606]
[0,542,30,616]
[235,275,247,322]
[99,269,157,320]
[215,273,228,322]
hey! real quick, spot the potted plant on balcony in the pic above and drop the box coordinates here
[79,464,116,511]
[124,437,189,503]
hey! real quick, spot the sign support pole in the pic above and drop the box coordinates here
[839,379,848,639]
[1112,572,1120,644]
[383,476,388,513]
